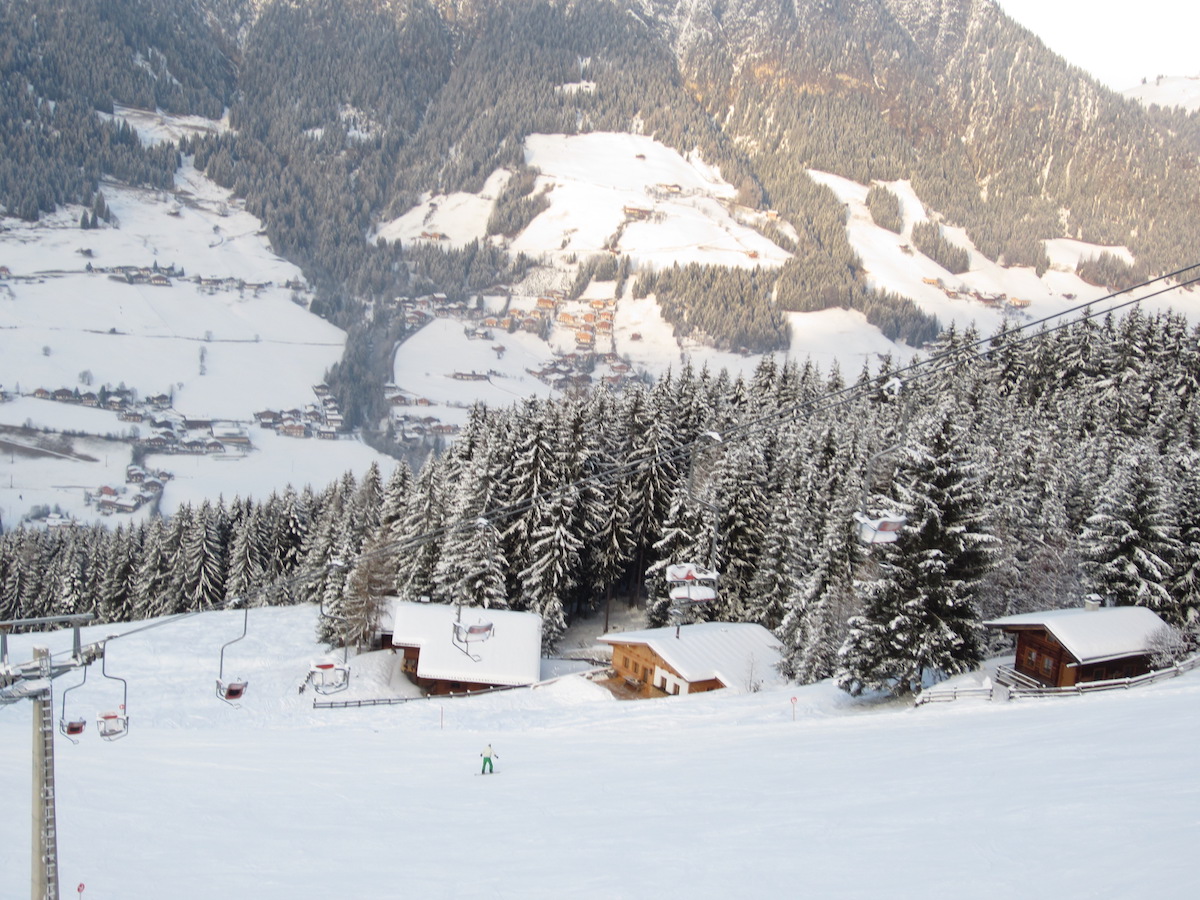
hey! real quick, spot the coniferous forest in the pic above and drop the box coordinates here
[4,308,1200,694]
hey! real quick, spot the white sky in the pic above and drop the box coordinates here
[998,1,1200,90]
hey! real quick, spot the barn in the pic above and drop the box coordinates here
[598,622,783,698]
[378,599,543,696]
[984,605,1170,688]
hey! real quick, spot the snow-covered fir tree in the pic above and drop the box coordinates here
[1079,443,1181,617]
[837,401,999,697]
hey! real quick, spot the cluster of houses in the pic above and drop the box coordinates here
[527,351,633,392]
[30,386,256,456]
[382,388,461,444]
[369,597,1186,703]
[921,277,1030,309]
[374,599,786,699]
[83,260,275,295]
[389,290,619,354]
[87,465,173,516]
[31,385,159,413]
[253,384,344,440]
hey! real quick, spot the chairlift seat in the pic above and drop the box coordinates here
[219,679,247,701]
[453,621,494,643]
[64,718,86,736]
[97,710,128,740]
[308,660,350,694]
[668,584,718,603]
[854,512,906,544]
[665,562,718,583]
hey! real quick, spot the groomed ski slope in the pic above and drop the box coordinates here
[1,606,1195,899]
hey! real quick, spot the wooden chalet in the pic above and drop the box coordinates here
[599,622,783,698]
[378,600,543,696]
[985,605,1170,688]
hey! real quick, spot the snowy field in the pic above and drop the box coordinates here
[1123,76,1200,112]
[1,606,1197,899]
[0,164,343,418]
[377,132,791,273]
[0,149,395,526]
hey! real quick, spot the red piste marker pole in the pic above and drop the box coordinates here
[790,696,798,721]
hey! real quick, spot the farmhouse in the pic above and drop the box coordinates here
[378,599,543,696]
[599,622,783,698]
[985,604,1170,688]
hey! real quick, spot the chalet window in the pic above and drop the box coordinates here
[1025,648,1037,667]
[1041,657,1053,675]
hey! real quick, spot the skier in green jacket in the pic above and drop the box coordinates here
[481,743,497,774]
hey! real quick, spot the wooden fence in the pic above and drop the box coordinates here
[916,655,1200,706]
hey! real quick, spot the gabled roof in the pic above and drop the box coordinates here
[598,622,783,691]
[382,599,542,687]
[984,607,1169,665]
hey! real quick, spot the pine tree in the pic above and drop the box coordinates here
[1080,444,1181,617]
[393,459,447,602]
[517,489,582,652]
[837,403,998,697]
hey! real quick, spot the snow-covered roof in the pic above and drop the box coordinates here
[984,607,1169,665]
[598,622,783,692]
[382,599,543,687]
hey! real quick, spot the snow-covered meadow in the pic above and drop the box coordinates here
[0,150,396,526]
[1,606,1196,899]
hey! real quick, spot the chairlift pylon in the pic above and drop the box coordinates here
[96,638,129,741]
[216,605,249,706]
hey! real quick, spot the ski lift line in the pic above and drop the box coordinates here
[40,609,210,666]
[706,268,1200,456]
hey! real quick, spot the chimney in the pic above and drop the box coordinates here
[1083,594,1102,611]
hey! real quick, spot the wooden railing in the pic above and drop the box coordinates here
[916,655,1200,706]
[914,685,994,705]
[1005,655,1200,699]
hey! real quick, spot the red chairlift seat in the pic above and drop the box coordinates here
[64,718,86,737]
[666,562,719,605]
[218,679,247,702]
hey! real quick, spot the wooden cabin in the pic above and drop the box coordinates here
[984,605,1169,688]
[599,622,783,698]
[378,599,543,696]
